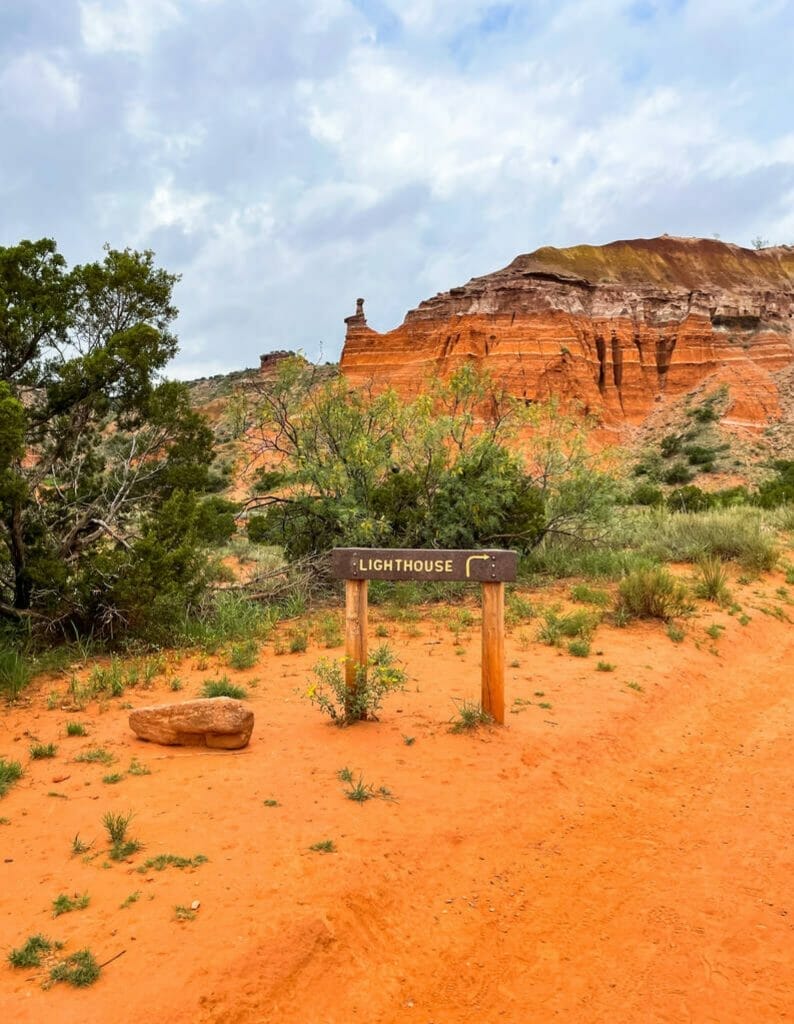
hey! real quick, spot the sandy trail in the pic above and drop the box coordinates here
[1,579,793,1023]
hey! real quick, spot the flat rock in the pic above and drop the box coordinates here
[129,698,254,749]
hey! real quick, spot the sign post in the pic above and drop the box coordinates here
[331,548,517,724]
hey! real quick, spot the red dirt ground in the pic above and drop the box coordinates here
[1,574,793,1023]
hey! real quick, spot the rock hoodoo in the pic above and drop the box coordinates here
[340,236,794,425]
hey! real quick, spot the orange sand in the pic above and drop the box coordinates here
[1,575,793,1023]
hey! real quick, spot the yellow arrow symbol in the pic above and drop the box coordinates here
[465,554,491,579]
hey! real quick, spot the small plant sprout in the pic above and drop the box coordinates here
[666,622,685,643]
[174,904,197,922]
[66,721,87,737]
[337,766,354,784]
[449,700,493,733]
[402,735,416,746]
[705,623,725,640]
[309,840,336,853]
[52,892,90,917]
[626,680,644,693]
[120,890,141,909]
[30,742,58,760]
[71,834,91,855]
[596,661,616,672]
[128,758,151,776]
[102,810,141,860]
[345,775,375,803]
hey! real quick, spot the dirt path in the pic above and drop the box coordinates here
[1,580,793,1023]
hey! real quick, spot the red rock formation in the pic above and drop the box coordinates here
[340,236,794,426]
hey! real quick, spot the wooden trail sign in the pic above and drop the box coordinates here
[331,548,517,724]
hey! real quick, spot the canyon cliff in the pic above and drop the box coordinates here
[340,236,794,428]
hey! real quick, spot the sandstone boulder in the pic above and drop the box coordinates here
[129,698,254,749]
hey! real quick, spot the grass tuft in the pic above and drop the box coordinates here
[0,757,23,797]
[201,677,247,700]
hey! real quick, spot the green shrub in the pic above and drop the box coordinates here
[662,461,695,485]
[616,567,691,621]
[667,486,714,513]
[630,482,664,507]
[307,647,406,725]
[567,639,590,657]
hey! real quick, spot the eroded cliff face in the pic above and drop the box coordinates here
[340,236,794,427]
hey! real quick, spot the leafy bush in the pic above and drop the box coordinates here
[666,486,714,513]
[662,461,695,485]
[616,567,691,621]
[755,461,794,508]
[306,646,406,725]
[631,482,664,507]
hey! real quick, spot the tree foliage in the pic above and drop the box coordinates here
[0,238,218,635]
[244,359,613,557]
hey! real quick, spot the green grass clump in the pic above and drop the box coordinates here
[102,810,141,860]
[138,853,208,872]
[288,628,308,653]
[536,608,598,646]
[616,567,691,622]
[642,508,778,571]
[567,639,590,657]
[30,742,57,760]
[174,904,197,922]
[52,892,90,917]
[227,639,258,670]
[200,676,248,699]
[66,721,87,737]
[102,773,124,784]
[694,555,732,604]
[49,948,101,987]
[0,649,32,701]
[449,700,493,733]
[127,758,151,776]
[317,613,343,648]
[309,840,336,853]
[0,757,23,797]
[570,584,611,607]
[596,661,615,671]
[8,934,56,968]
[75,747,114,765]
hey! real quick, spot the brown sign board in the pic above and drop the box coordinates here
[331,548,518,583]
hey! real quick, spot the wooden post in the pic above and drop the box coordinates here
[481,581,505,724]
[345,579,368,717]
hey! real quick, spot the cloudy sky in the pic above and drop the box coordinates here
[2,0,793,377]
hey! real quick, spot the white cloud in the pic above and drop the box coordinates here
[142,177,212,234]
[79,0,181,55]
[0,52,80,126]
